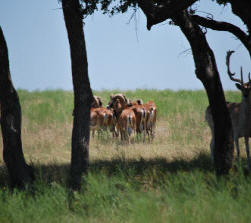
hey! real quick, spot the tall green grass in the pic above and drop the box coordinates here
[0,89,250,222]
[0,156,251,222]
[17,89,241,124]
[19,89,74,125]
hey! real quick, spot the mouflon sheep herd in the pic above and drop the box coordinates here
[90,94,157,143]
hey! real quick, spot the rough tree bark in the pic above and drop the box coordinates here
[0,26,34,188]
[62,0,93,190]
[171,11,234,175]
[138,0,234,175]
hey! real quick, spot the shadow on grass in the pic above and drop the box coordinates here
[0,153,248,189]
[90,152,214,176]
[0,152,212,188]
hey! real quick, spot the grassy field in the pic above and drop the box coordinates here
[0,89,251,222]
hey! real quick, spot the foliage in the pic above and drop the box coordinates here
[79,0,138,17]
[213,0,229,6]
[79,0,198,17]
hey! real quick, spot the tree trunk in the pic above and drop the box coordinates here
[0,26,34,188]
[172,11,234,175]
[62,0,93,190]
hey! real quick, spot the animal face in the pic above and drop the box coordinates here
[236,83,251,98]
[92,96,102,108]
[114,99,123,112]
[107,94,127,113]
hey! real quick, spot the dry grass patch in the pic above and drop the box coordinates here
[0,115,248,167]
[0,121,72,165]
[89,117,210,163]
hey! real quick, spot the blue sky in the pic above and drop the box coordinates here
[0,0,250,91]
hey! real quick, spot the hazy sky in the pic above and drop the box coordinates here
[0,0,250,91]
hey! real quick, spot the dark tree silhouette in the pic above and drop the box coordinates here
[0,26,34,188]
[172,10,234,174]
[62,0,93,190]
[215,0,251,32]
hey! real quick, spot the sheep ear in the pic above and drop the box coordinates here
[137,99,143,105]
[99,100,102,107]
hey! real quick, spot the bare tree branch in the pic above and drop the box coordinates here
[192,15,250,51]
